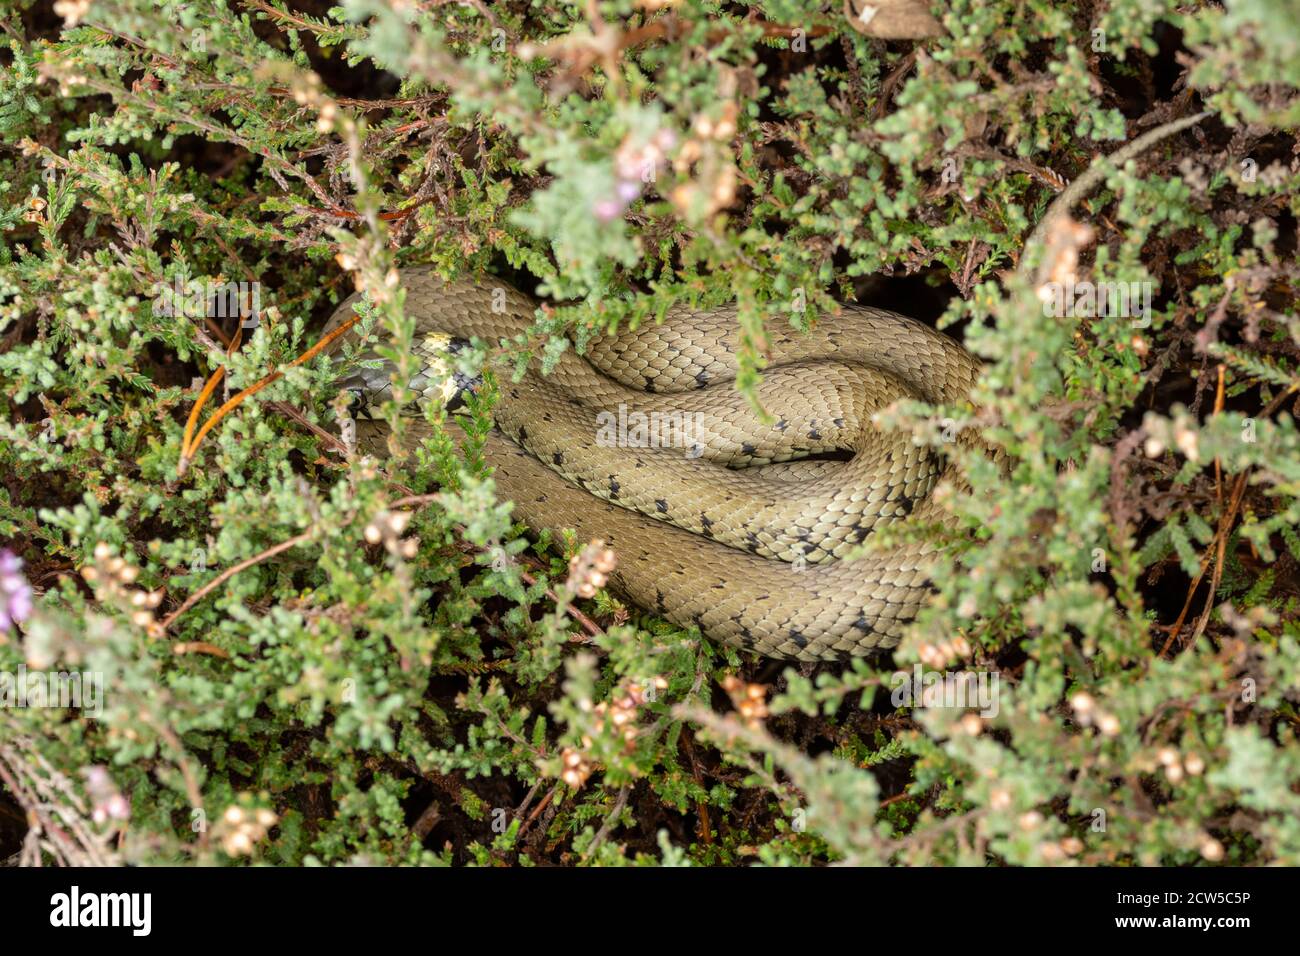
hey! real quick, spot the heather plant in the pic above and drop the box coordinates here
[0,0,1297,866]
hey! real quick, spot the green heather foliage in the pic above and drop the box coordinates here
[0,0,1298,865]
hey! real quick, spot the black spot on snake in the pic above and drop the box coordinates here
[745,531,761,553]
[695,371,709,387]
[609,476,620,499]
[852,616,875,634]
[807,428,821,440]
[741,442,756,456]
[699,513,714,537]
[552,451,564,466]
[787,629,808,649]
[655,498,669,513]
[776,418,788,431]
[517,426,528,443]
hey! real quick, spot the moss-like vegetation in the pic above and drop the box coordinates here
[1,0,1298,865]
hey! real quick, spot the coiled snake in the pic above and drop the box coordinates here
[325,268,982,661]
[316,114,1216,661]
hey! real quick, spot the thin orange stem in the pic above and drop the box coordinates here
[179,312,362,473]
[180,326,244,474]
[182,364,225,459]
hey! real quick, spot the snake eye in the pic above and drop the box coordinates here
[334,373,379,420]
[345,386,373,419]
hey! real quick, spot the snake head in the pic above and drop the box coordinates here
[419,334,482,413]
[337,333,481,417]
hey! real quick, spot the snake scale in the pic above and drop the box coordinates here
[324,267,982,661]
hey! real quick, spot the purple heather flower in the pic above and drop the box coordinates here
[594,178,644,223]
[616,178,642,203]
[83,766,131,825]
[593,197,624,222]
[0,549,33,635]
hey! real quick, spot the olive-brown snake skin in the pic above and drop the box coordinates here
[325,267,983,661]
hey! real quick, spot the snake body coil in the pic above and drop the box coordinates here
[326,268,983,661]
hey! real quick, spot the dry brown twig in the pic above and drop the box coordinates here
[158,531,314,633]
[0,732,121,867]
